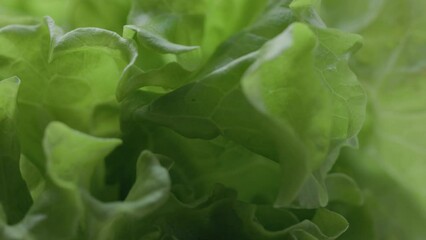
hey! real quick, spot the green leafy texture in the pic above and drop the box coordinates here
[321,0,426,238]
[82,150,171,240]
[0,122,121,239]
[124,0,270,72]
[200,0,268,57]
[43,122,122,189]
[327,202,375,240]
[129,0,267,56]
[132,50,293,200]
[117,0,296,105]
[0,17,137,170]
[35,122,121,239]
[114,0,298,200]
[105,185,348,240]
[122,0,293,203]
[19,155,45,201]
[124,0,203,71]
[117,61,192,102]
[325,173,363,206]
[242,22,333,208]
[0,77,32,224]
[105,90,163,199]
[0,1,371,239]
[289,0,325,27]
[146,127,282,205]
[1,123,170,240]
[130,6,365,208]
[243,18,364,208]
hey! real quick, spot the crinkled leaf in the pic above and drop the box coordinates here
[82,150,170,240]
[117,0,298,104]
[117,62,192,102]
[0,1,374,239]
[123,25,199,55]
[0,18,137,168]
[128,0,268,59]
[1,122,122,240]
[132,19,365,208]
[146,127,281,205]
[103,185,347,240]
[242,22,333,207]
[36,122,120,239]
[43,122,122,189]
[322,0,426,238]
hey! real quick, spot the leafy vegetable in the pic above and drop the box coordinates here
[0,17,136,168]
[321,0,426,238]
[0,0,422,239]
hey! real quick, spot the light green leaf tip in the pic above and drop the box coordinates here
[83,150,170,240]
[43,122,121,189]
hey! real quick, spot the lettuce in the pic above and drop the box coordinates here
[321,0,426,238]
[0,0,419,239]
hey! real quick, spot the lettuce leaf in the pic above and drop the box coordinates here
[0,0,387,239]
[124,1,365,209]
[321,0,426,238]
[0,17,136,167]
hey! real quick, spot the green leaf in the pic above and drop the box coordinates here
[124,0,274,71]
[290,0,325,27]
[321,0,426,238]
[124,0,204,71]
[36,122,121,239]
[124,25,199,55]
[43,122,122,189]
[327,202,375,240]
[311,208,348,238]
[325,173,363,206]
[83,150,171,240]
[0,18,137,169]
[117,0,296,103]
[117,186,348,240]
[146,127,281,205]
[1,122,122,240]
[20,154,45,201]
[242,22,332,207]
[131,18,365,208]
[0,1,377,239]
[0,77,32,224]
[200,0,268,57]
[117,62,192,102]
